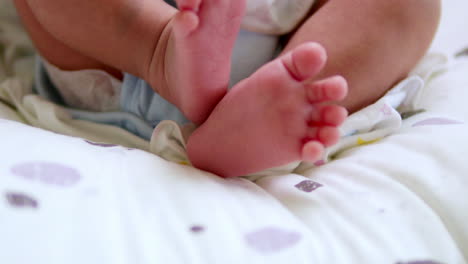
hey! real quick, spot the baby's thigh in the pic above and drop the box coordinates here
[13,0,120,76]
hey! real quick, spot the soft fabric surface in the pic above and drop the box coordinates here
[2,59,468,263]
[1,1,468,263]
[430,0,468,55]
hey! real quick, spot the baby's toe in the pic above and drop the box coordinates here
[305,126,340,147]
[306,75,348,103]
[175,0,201,11]
[317,126,340,147]
[308,105,347,126]
[322,105,348,126]
[281,42,327,81]
[173,10,200,37]
[302,141,324,162]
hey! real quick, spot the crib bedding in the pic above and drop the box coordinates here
[1,61,468,264]
[2,1,468,264]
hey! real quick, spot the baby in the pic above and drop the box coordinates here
[13,0,441,177]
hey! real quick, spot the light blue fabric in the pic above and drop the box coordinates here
[120,73,189,128]
[34,58,184,140]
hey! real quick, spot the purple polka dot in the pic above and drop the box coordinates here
[396,261,444,264]
[11,161,81,187]
[190,225,205,233]
[413,118,463,127]
[5,192,38,209]
[245,227,301,254]
[295,180,323,193]
[85,140,119,148]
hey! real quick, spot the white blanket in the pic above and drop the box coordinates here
[2,58,468,263]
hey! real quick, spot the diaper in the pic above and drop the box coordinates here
[35,58,185,140]
[42,60,122,112]
[242,0,316,35]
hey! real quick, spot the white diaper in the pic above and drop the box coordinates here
[242,0,316,35]
[42,60,122,112]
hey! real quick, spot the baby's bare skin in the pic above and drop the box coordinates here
[147,0,246,124]
[14,0,441,177]
[187,43,348,176]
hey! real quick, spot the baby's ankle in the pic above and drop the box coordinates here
[143,18,174,95]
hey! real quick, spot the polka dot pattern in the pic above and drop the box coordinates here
[5,192,38,208]
[396,261,444,264]
[190,225,205,233]
[295,180,323,193]
[11,161,81,187]
[245,227,301,254]
[413,118,463,127]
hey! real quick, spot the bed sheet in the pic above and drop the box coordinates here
[1,59,468,263]
[430,0,468,55]
[1,1,468,263]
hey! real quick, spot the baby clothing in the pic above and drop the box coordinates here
[36,0,316,139]
[242,0,317,34]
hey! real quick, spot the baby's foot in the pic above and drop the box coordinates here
[147,0,246,124]
[186,42,348,177]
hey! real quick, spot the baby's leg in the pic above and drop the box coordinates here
[149,0,246,124]
[15,0,245,124]
[13,0,122,79]
[282,0,441,113]
[16,0,176,77]
[187,43,348,177]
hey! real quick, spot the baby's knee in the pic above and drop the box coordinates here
[383,0,441,32]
